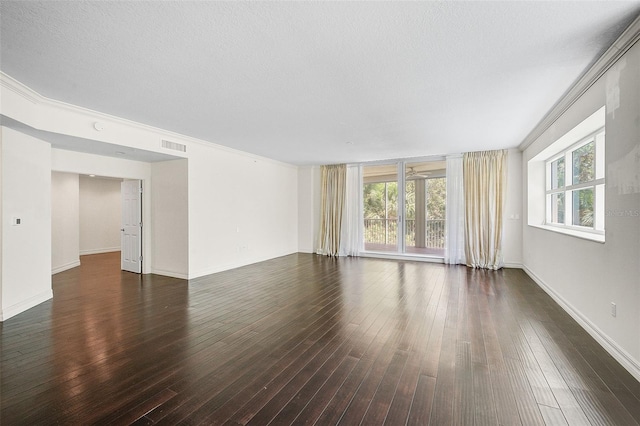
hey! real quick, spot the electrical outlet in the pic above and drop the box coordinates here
[611,302,617,317]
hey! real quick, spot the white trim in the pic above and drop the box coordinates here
[52,260,81,275]
[522,265,640,383]
[0,76,39,104]
[503,262,523,269]
[0,72,297,170]
[519,16,640,151]
[0,290,53,322]
[80,247,120,256]
[359,251,444,264]
[150,268,189,280]
[358,154,447,168]
[548,179,606,193]
[529,224,605,243]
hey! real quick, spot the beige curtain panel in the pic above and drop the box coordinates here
[463,150,507,270]
[317,164,347,256]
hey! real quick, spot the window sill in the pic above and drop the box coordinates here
[529,224,605,243]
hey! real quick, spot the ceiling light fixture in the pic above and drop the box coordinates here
[89,174,96,177]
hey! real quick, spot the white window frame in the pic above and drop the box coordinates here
[359,155,446,260]
[544,127,605,236]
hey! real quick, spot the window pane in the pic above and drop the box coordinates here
[363,163,398,252]
[572,188,594,227]
[405,179,415,248]
[572,141,594,184]
[550,192,565,224]
[404,161,446,256]
[551,157,564,189]
[595,184,605,231]
[595,132,605,180]
[427,177,446,250]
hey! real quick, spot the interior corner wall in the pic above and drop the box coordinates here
[0,127,3,312]
[79,175,121,255]
[297,165,320,253]
[52,149,153,273]
[2,75,303,283]
[51,172,80,273]
[522,42,640,380]
[188,143,299,278]
[151,159,189,279]
[503,149,523,267]
[1,126,52,321]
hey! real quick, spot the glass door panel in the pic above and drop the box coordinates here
[362,163,399,253]
[404,161,447,257]
[362,160,447,258]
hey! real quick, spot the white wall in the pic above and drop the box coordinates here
[151,159,189,278]
[297,165,320,253]
[51,172,80,273]
[2,75,300,284]
[522,42,640,380]
[0,127,3,311]
[1,127,52,321]
[503,149,523,267]
[188,144,299,278]
[79,175,121,255]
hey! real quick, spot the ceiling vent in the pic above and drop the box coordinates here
[161,139,187,153]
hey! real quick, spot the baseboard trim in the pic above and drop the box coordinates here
[151,268,188,280]
[503,262,523,269]
[522,265,640,382]
[80,247,120,255]
[0,290,53,322]
[189,250,297,279]
[359,252,444,264]
[52,260,81,275]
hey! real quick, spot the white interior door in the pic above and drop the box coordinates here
[121,180,142,273]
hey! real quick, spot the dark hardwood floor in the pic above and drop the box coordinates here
[1,252,639,425]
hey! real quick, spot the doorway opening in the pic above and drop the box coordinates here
[52,173,147,275]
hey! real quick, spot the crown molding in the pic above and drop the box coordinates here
[0,72,298,170]
[0,73,40,104]
[518,14,640,152]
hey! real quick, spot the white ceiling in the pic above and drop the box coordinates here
[1,1,639,166]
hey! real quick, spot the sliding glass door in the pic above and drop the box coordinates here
[363,160,446,257]
[363,164,400,252]
[404,161,446,256]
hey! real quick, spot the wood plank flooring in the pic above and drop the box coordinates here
[1,252,639,425]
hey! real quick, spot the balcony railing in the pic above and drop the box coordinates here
[364,218,445,249]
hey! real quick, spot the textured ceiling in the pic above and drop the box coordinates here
[1,1,639,165]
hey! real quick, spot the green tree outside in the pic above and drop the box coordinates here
[363,178,446,246]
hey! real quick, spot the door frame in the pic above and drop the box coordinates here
[51,167,152,274]
[359,155,445,261]
[121,179,143,273]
